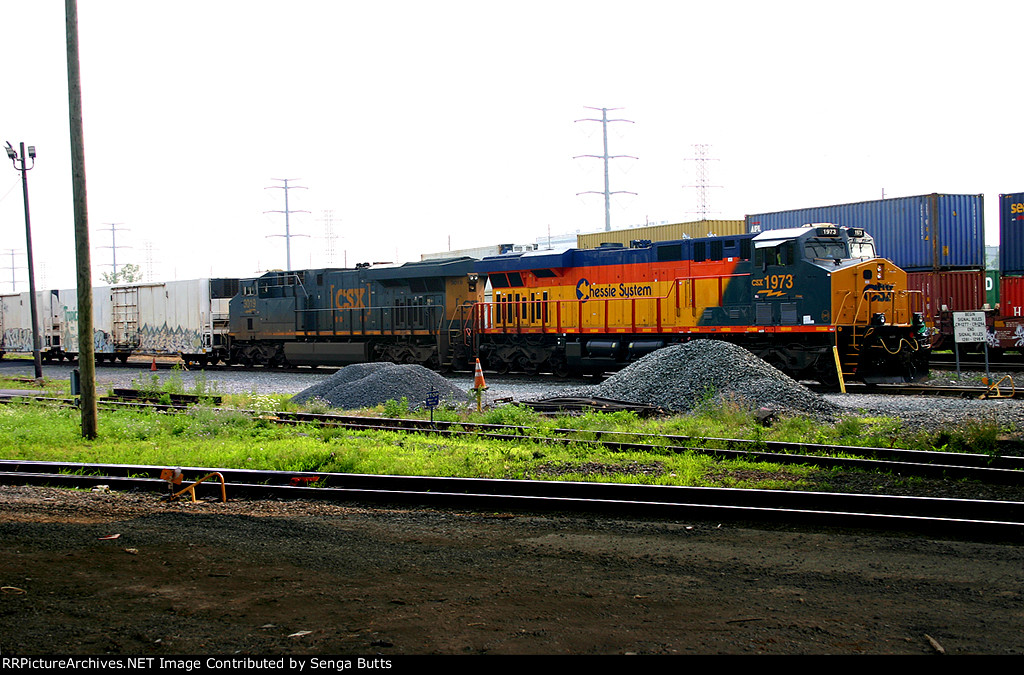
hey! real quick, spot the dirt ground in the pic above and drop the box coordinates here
[1,486,1022,656]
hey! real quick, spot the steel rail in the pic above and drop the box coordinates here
[2,394,1022,483]
[1,461,1022,539]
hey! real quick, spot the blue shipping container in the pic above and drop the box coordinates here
[999,192,1024,275]
[745,193,984,271]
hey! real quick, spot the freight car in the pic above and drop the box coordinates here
[226,257,481,369]
[473,225,930,384]
[0,278,238,365]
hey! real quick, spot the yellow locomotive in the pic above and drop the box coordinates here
[473,225,929,384]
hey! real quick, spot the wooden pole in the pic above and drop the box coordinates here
[65,0,97,438]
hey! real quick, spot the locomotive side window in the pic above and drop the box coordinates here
[779,242,796,266]
[507,272,523,287]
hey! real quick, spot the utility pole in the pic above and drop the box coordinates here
[97,222,128,281]
[66,0,98,439]
[265,178,309,270]
[574,106,636,231]
[684,144,721,220]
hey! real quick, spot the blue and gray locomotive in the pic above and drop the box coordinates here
[226,257,482,370]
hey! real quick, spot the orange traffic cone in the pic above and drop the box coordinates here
[473,358,487,391]
[151,357,157,371]
[472,358,487,413]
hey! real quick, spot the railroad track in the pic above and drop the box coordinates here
[2,392,1022,479]
[807,381,1024,398]
[3,395,1024,537]
[1,460,1023,539]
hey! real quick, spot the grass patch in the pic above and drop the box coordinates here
[1,382,1020,490]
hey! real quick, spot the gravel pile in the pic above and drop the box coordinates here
[291,362,467,410]
[553,340,837,418]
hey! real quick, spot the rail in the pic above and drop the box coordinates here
[2,461,1022,539]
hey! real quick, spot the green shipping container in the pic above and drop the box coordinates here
[987,270,1000,309]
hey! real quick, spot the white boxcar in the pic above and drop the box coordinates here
[0,290,64,359]
[1,279,237,364]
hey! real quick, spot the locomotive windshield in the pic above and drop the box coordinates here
[804,238,848,261]
[847,238,876,259]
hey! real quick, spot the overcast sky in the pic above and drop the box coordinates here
[1,0,1019,291]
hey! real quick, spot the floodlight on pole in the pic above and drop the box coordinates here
[5,141,43,380]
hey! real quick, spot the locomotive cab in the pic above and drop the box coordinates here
[752,225,927,383]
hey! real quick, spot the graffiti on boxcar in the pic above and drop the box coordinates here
[136,323,204,353]
[1,328,34,352]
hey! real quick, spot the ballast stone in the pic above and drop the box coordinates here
[580,340,837,417]
[292,362,467,410]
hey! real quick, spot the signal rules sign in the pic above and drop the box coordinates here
[952,311,987,343]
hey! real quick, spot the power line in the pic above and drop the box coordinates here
[574,106,636,232]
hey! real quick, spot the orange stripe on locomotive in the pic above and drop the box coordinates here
[478,245,750,334]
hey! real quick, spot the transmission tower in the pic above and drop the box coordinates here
[684,144,722,220]
[575,107,637,231]
[265,178,310,270]
[319,209,339,267]
[97,222,130,279]
[3,249,24,291]
[143,240,159,282]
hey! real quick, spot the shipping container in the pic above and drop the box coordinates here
[745,193,984,271]
[577,220,745,249]
[907,269,987,317]
[1001,275,1024,318]
[999,192,1024,275]
[987,270,1000,308]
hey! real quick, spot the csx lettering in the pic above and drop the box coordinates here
[335,288,367,308]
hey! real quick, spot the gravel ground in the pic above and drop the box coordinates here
[4,357,1024,655]
[545,341,837,418]
[4,356,1024,433]
[290,363,467,410]
[2,486,1023,656]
